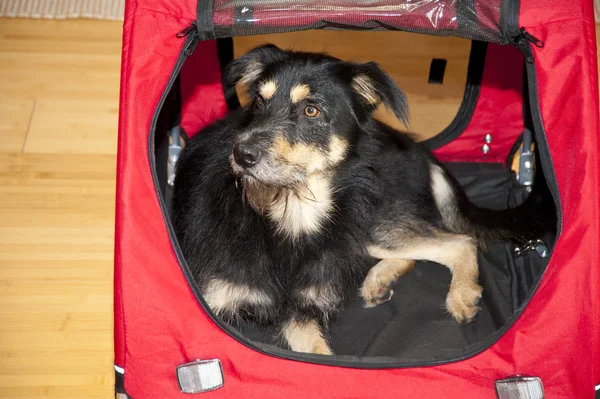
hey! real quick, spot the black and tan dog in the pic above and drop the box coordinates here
[172,45,547,355]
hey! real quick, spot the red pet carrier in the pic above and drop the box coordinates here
[114,0,600,397]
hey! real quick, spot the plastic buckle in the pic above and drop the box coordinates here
[167,125,184,186]
[176,359,224,394]
[495,376,544,399]
[514,239,548,258]
[516,128,535,189]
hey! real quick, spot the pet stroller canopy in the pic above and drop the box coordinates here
[197,0,509,43]
[114,0,600,397]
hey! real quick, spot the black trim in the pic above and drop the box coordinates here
[196,0,215,41]
[147,27,560,369]
[500,0,521,44]
[456,0,477,34]
[114,369,133,398]
[423,40,487,150]
[428,58,447,85]
[523,48,562,234]
[216,38,235,71]
[504,64,531,167]
[521,63,533,130]
[115,370,125,394]
[216,38,240,110]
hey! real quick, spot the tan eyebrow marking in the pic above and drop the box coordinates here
[290,84,311,103]
[259,80,278,99]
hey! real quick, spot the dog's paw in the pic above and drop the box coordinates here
[445,282,483,323]
[312,341,334,356]
[360,278,394,308]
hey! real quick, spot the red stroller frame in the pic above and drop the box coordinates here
[114,0,600,397]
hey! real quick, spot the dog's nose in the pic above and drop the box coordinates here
[233,143,262,167]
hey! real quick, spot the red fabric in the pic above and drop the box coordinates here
[113,0,137,369]
[433,43,524,164]
[179,41,229,136]
[114,0,600,397]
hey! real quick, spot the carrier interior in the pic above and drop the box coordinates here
[152,31,557,364]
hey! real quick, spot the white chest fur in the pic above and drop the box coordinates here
[267,174,334,240]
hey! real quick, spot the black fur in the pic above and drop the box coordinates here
[172,45,552,352]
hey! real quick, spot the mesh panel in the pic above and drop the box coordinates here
[198,0,509,43]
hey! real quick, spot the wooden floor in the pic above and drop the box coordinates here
[0,19,120,399]
[0,17,598,399]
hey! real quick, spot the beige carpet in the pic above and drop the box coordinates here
[0,0,124,20]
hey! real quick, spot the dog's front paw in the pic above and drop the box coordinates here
[360,276,394,308]
[445,282,483,323]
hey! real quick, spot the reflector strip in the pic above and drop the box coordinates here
[177,359,224,394]
[495,376,544,399]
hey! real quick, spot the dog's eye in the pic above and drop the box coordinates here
[304,106,320,117]
[256,95,264,105]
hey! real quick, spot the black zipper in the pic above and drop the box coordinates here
[522,44,562,233]
[512,28,544,64]
[147,25,562,370]
[501,0,544,64]
[500,0,520,45]
[176,22,197,39]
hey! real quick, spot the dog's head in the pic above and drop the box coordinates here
[225,44,409,187]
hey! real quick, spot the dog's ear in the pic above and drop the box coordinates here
[350,62,410,127]
[223,44,288,104]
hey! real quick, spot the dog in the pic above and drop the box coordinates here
[172,44,549,355]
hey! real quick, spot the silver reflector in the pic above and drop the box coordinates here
[495,376,544,399]
[176,359,224,394]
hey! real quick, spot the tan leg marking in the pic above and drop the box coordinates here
[297,285,341,314]
[368,233,482,323]
[203,278,272,318]
[360,259,415,307]
[282,319,333,355]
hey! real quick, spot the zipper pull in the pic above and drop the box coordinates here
[176,22,197,38]
[183,33,200,56]
[513,28,544,64]
[177,22,200,56]
[521,28,544,49]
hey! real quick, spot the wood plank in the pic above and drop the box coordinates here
[0,312,113,332]
[0,20,121,102]
[0,97,35,152]
[24,99,118,154]
[0,20,119,397]
[0,386,112,399]
[0,19,123,55]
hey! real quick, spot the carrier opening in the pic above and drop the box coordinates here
[149,26,559,367]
